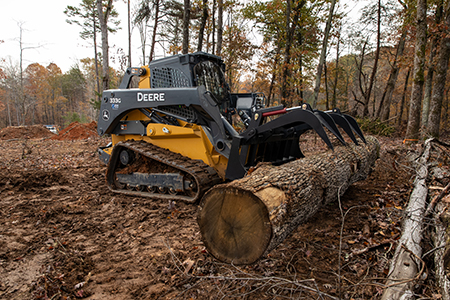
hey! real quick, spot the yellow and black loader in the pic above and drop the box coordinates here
[97,52,365,202]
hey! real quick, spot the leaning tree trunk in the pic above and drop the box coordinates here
[198,136,380,264]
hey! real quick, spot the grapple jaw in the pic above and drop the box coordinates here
[225,101,366,180]
[327,108,366,144]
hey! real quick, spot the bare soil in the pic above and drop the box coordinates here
[0,125,55,140]
[0,129,444,299]
[50,122,98,141]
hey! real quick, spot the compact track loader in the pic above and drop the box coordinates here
[97,52,365,202]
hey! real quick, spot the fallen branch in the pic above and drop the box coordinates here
[381,138,433,300]
[425,181,450,216]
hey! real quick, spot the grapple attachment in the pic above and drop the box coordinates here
[326,108,366,144]
[225,99,366,180]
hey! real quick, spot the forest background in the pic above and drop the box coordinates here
[0,0,448,141]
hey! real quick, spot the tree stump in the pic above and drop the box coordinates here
[198,136,380,264]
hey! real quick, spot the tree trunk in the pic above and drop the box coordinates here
[376,30,407,121]
[324,62,329,110]
[405,0,427,140]
[149,0,160,63]
[298,31,304,101]
[197,0,208,52]
[312,0,336,108]
[280,0,292,106]
[427,2,450,138]
[198,136,380,265]
[362,0,381,117]
[97,0,113,91]
[331,27,341,109]
[127,0,131,67]
[427,39,450,138]
[182,0,190,54]
[422,0,443,128]
[267,44,281,107]
[444,88,449,129]
[281,0,303,106]
[211,0,216,54]
[216,0,223,56]
[137,22,147,65]
[92,7,101,102]
[397,68,411,128]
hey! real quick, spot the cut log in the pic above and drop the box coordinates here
[198,136,380,264]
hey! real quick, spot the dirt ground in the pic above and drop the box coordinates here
[0,127,446,299]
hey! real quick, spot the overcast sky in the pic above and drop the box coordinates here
[0,0,138,73]
[1,1,366,74]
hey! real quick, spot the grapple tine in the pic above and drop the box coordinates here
[313,110,346,146]
[251,106,335,151]
[342,114,366,144]
[328,113,359,145]
[301,111,335,151]
[285,104,338,150]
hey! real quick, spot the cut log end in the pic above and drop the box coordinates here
[197,188,272,265]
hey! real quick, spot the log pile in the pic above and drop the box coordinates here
[198,136,380,264]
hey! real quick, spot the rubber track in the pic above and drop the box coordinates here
[106,140,222,203]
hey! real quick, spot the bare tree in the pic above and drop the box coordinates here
[312,0,337,108]
[135,0,162,63]
[135,3,149,65]
[375,29,407,121]
[362,0,381,117]
[13,22,43,125]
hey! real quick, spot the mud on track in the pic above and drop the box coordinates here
[0,136,427,299]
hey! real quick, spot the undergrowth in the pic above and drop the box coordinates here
[357,118,395,136]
